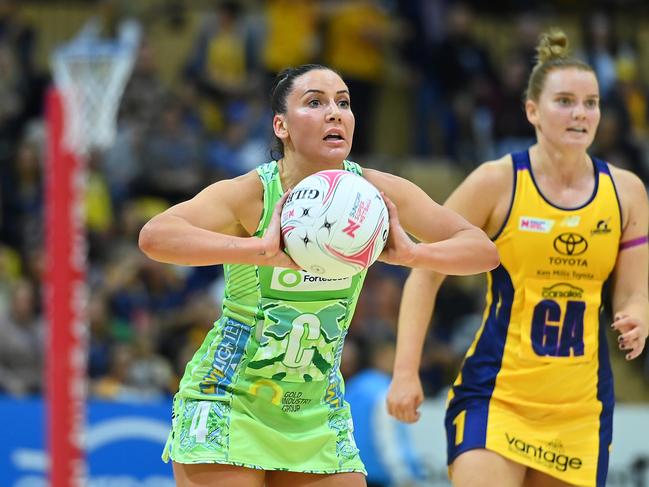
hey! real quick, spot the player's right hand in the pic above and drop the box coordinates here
[377,192,417,267]
[612,313,648,360]
[386,373,424,423]
[259,190,301,269]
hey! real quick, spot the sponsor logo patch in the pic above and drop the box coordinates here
[270,268,352,292]
[560,215,581,228]
[553,233,588,256]
[519,217,555,233]
[281,391,312,413]
[542,282,584,299]
[200,320,251,395]
[505,433,583,472]
[591,218,612,235]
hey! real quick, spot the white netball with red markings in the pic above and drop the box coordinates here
[280,169,389,279]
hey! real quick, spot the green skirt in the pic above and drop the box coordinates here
[162,318,366,474]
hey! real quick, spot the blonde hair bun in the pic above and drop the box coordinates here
[536,28,569,64]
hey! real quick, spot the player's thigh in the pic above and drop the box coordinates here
[524,468,577,487]
[265,471,367,487]
[450,449,527,487]
[172,462,266,487]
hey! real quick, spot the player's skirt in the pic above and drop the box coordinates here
[161,317,366,475]
[445,360,613,487]
[444,349,614,486]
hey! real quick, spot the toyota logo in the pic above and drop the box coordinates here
[553,233,588,255]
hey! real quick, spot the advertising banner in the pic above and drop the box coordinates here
[0,397,174,487]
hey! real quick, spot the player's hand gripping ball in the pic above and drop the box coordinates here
[280,170,389,279]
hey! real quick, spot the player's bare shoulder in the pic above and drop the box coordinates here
[228,169,265,201]
[608,164,649,230]
[196,169,262,211]
[444,155,514,235]
[362,167,433,215]
[171,169,264,237]
[223,169,265,234]
[362,167,409,191]
[608,165,646,198]
[449,155,514,209]
[466,155,514,193]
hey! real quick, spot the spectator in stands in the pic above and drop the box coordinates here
[135,96,204,202]
[260,0,320,81]
[183,0,261,135]
[0,279,44,395]
[323,0,396,156]
[425,2,496,160]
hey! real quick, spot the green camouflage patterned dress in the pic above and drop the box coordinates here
[162,160,368,474]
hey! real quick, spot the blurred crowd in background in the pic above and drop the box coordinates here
[1,0,649,403]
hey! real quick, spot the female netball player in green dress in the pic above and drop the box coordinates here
[139,63,499,487]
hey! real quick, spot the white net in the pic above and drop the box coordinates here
[51,21,140,155]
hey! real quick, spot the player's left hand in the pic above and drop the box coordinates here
[386,372,423,423]
[377,192,417,267]
[612,314,648,360]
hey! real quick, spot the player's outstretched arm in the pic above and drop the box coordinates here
[138,171,298,268]
[364,166,502,275]
[610,168,649,360]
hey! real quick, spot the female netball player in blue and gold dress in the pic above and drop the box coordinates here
[387,29,649,487]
